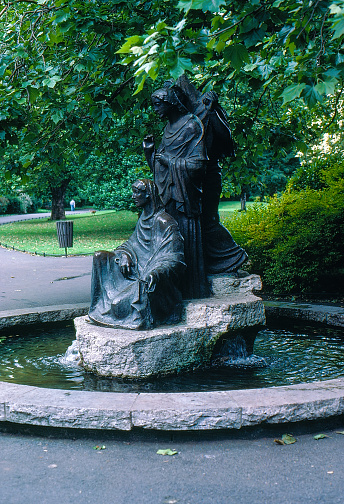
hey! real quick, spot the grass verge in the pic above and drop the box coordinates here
[0,210,138,256]
[0,202,262,256]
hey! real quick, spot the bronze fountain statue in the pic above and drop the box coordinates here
[89,77,248,329]
[84,77,261,369]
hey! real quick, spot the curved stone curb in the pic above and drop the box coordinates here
[1,378,344,431]
[0,303,89,330]
[264,301,344,327]
[1,301,344,431]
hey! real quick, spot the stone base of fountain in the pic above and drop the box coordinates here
[74,273,265,379]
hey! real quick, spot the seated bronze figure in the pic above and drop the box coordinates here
[89,179,185,330]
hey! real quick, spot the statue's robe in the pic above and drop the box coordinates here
[153,111,247,299]
[89,209,185,330]
[153,113,209,299]
[198,106,248,275]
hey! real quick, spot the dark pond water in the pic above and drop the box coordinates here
[0,319,343,392]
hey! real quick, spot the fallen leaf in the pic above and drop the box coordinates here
[282,433,297,445]
[156,449,178,456]
[314,434,329,440]
[327,471,334,474]
[274,438,285,445]
[335,431,344,435]
[93,445,106,450]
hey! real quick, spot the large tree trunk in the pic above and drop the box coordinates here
[50,181,69,220]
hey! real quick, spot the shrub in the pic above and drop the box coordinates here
[5,196,21,214]
[17,193,34,214]
[0,194,37,214]
[0,196,9,214]
[223,182,344,294]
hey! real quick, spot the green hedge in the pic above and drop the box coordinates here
[223,178,344,294]
[67,152,148,211]
[0,193,40,215]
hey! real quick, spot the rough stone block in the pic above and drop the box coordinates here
[75,292,265,379]
[209,273,262,297]
[231,379,344,426]
[4,387,137,430]
[0,303,89,329]
[131,391,242,430]
[183,295,265,330]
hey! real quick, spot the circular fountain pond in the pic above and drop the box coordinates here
[1,318,344,393]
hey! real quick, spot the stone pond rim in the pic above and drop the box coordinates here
[0,300,344,432]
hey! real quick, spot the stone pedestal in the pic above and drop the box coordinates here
[74,273,265,379]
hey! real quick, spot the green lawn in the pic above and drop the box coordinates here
[218,201,261,214]
[0,202,264,256]
[0,210,138,256]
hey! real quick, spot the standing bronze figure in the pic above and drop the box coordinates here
[143,78,247,300]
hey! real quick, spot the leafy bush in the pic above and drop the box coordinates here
[5,196,21,214]
[66,151,149,211]
[17,193,34,213]
[288,153,344,192]
[223,177,344,294]
[0,193,39,214]
[0,196,9,214]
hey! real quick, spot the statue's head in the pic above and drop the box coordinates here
[132,179,161,211]
[151,81,189,117]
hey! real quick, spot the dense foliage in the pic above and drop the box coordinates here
[0,193,39,214]
[66,150,148,211]
[224,161,344,294]
[1,0,344,218]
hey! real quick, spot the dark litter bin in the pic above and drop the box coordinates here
[56,220,73,256]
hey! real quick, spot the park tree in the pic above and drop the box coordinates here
[118,0,344,196]
[0,0,170,218]
[1,0,344,217]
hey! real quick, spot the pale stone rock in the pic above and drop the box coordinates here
[183,295,265,330]
[209,273,262,297]
[131,391,242,430]
[264,301,344,328]
[75,275,266,379]
[4,387,137,430]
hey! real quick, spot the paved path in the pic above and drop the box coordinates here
[1,421,344,504]
[0,210,89,225]
[0,246,92,310]
[0,212,92,311]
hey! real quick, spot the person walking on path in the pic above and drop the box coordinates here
[70,199,76,211]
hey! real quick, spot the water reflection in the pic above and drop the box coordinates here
[0,320,343,392]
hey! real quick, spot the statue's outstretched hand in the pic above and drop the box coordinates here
[143,135,155,152]
[120,253,132,278]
